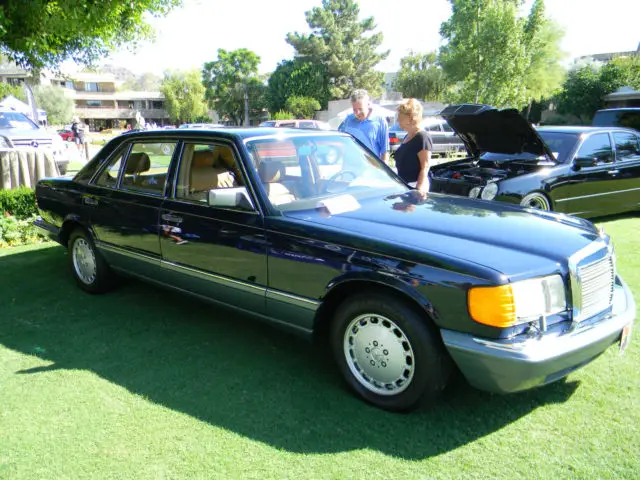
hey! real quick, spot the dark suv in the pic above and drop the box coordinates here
[389,116,465,156]
[592,108,640,132]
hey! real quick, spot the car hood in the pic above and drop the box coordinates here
[285,191,602,280]
[440,104,557,162]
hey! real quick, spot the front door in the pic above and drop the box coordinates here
[611,131,640,212]
[554,132,619,217]
[159,141,268,314]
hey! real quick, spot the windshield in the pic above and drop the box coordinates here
[479,131,579,163]
[0,111,39,130]
[246,134,406,212]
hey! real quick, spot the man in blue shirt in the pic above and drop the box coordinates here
[338,89,390,163]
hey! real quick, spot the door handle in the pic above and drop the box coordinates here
[161,213,183,223]
[608,169,620,175]
[83,196,98,206]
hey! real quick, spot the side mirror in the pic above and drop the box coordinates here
[572,156,597,170]
[208,187,254,210]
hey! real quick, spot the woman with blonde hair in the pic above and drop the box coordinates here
[394,99,432,193]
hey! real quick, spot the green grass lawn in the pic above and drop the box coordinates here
[1,216,638,479]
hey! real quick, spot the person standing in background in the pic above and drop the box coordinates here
[338,89,389,163]
[71,116,86,161]
[394,98,432,194]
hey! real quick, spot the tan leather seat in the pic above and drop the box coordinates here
[258,161,296,205]
[122,152,151,185]
[190,150,235,193]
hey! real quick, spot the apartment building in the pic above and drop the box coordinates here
[55,72,170,131]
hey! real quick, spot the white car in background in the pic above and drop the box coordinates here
[0,109,68,174]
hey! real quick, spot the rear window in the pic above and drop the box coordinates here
[592,110,640,131]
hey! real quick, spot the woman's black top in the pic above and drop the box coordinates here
[395,130,433,183]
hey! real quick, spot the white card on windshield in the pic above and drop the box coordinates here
[317,195,360,215]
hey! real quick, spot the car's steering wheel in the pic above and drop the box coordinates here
[323,170,357,193]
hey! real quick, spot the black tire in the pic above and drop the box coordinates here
[67,228,114,294]
[330,293,451,412]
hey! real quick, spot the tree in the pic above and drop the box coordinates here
[439,0,564,109]
[556,56,640,123]
[285,96,321,119]
[266,59,330,113]
[121,72,162,92]
[202,48,267,126]
[286,0,389,99]
[160,69,207,125]
[0,1,182,70]
[393,52,449,101]
[0,83,26,102]
[33,85,74,125]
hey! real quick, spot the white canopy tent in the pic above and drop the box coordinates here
[0,95,47,124]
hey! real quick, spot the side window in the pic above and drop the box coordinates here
[279,122,296,128]
[94,149,127,188]
[614,133,640,161]
[577,133,613,165]
[442,123,454,133]
[425,123,442,133]
[175,143,253,211]
[299,121,316,129]
[120,142,175,194]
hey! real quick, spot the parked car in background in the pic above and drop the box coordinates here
[259,119,332,130]
[430,104,640,218]
[0,109,69,174]
[178,123,226,129]
[34,127,635,411]
[592,108,640,132]
[389,116,465,156]
[57,128,75,142]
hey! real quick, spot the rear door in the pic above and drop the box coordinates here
[87,140,177,277]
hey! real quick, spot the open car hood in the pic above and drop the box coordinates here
[440,104,557,162]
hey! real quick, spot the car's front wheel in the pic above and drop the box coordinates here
[331,293,451,411]
[520,192,551,211]
[68,228,114,294]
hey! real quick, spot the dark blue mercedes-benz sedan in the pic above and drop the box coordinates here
[34,126,635,411]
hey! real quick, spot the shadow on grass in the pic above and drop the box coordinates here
[0,246,580,460]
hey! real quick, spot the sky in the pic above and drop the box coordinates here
[100,0,640,76]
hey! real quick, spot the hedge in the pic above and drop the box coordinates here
[0,187,39,218]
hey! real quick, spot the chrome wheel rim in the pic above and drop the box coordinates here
[72,238,97,285]
[521,194,550,210]
[343,313,415,395]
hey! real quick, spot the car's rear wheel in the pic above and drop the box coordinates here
[331,293,451,411]
[520,192,551,211]
[68,228,114,294]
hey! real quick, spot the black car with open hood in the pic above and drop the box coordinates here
[429,104,640,218]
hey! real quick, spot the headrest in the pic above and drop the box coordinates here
[192,150,215,168]
[125,152,151,174]
[213,146,236,169]
[258,161,285,183]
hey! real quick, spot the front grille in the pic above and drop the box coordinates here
[578,255,615,319]
[12,138,53,147]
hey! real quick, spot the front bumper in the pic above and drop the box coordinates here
[441,276,635,394]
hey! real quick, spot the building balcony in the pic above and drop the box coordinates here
[74,107,170,120]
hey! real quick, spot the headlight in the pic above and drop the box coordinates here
[468,274,567,328]
[469,186,482,198]
[480,182,498,200]
[0,136,12,148]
